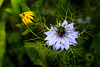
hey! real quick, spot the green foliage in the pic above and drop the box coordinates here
[0,0,4,7]
[22,29,30,35]
[0,21,6,67]
[91,32,100,55]
[34,0,43,7]
[0,0,99,67]
[7,32,21,44]
[24,42,48,66]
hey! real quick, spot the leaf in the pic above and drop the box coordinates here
[0,21,6,67]
[22,29,30,35]
[21,3,30,11]
[5,8,13,13]
[31,0,43,12]
[90,32,100,56]
[24,42,49,67]
[15,23,26,28]
[0,0,4,7]
[7,32,21,44]
[34,0,43,7]
[24,42,43,66]
[11,0,20,14]
[11,0,29,14]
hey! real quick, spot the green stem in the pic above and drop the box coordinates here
[78,25,89,36]
[70,47,76,67]
[26,25,42,39]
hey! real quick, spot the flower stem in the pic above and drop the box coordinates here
[26,25,42,39]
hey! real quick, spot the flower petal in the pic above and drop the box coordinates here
[62,19,68,27]
[67,23,74,30]
[44,34,54,40]
[44,31,52,35]
[50,25,55,31]
[46,41,49,43]
[59,23,61,26]
[61,38,66,45]
[68,31,79,38]
[61,45,64,50]
[49,36,57,46]
[70,42,76,46]
[67,35,77,44]
[55,43,61,50]
[54,38,61,50]
[64,38,69,50]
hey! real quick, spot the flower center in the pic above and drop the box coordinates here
[57,26,66,37]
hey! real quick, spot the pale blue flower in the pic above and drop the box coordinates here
[44,19,79,50]
[78,16,91,24]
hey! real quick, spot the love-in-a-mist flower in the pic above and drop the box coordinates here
[20,11,36,25]
[44,19,79,50]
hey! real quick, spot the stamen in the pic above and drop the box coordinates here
[54,33,57,35]
[57,26,66,37]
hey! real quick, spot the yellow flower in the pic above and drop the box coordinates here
[19,11,36,25]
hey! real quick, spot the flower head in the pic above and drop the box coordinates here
[86,53,94,62]
[78,16,91,24]
[44,19,79,50]
[20,11,36,25]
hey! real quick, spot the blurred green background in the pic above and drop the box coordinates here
[0,0,100,67]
